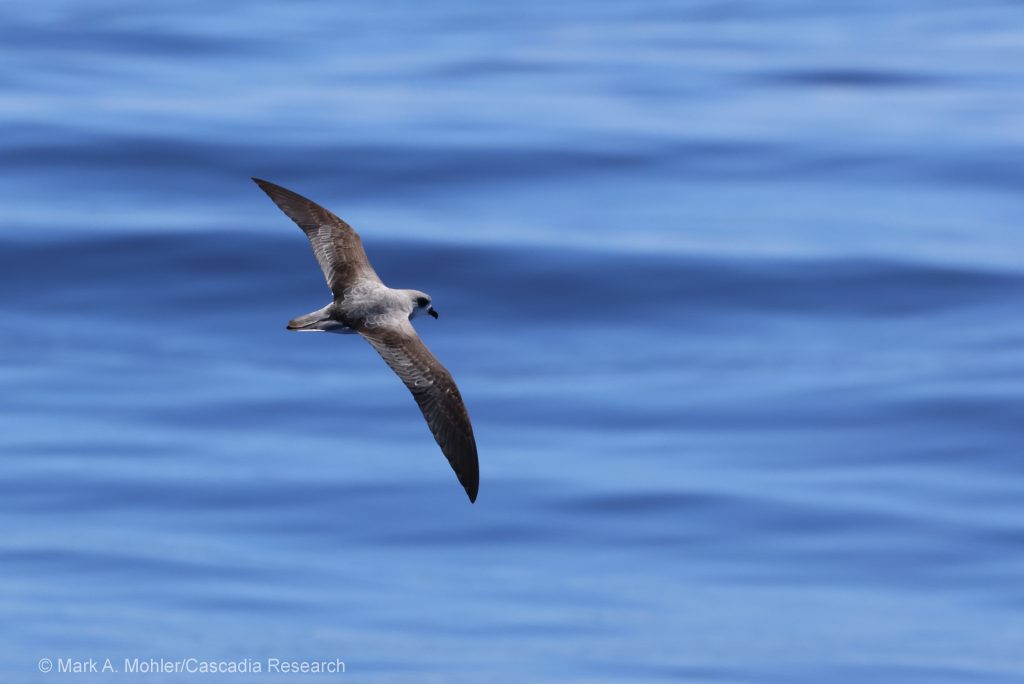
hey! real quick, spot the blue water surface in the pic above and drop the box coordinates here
[1,1,1023,682]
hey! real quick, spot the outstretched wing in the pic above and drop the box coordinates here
[252,178,381,295]
[359,321,479,503]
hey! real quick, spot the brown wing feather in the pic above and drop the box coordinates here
[359,323,479,503]
[252,178,381,295]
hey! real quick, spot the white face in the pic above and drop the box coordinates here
[411,294,438,320]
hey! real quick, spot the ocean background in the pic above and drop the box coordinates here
[2,1,1023,682]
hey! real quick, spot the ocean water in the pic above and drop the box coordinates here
[2,1,1023,682]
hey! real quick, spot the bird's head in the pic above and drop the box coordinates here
[409,291,439,320]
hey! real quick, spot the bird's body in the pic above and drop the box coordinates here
[287,282,422,333]
[252,178,479,502]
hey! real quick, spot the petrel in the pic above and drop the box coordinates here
[252,178,479,503]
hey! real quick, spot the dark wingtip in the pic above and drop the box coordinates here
[463,471,479,503]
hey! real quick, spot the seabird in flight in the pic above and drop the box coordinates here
[252,178,479,503]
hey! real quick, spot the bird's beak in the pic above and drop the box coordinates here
[428,307,439,319]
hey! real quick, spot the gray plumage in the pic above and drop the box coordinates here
[253,178,479,503]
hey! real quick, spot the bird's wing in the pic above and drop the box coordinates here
[359,321,479,503]
[252,178,381,295]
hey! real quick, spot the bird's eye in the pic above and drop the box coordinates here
[416,297,429,307]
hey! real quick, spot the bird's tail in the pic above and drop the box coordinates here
[287,305,337,332]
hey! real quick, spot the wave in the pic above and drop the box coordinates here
[2,232,1019,325]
